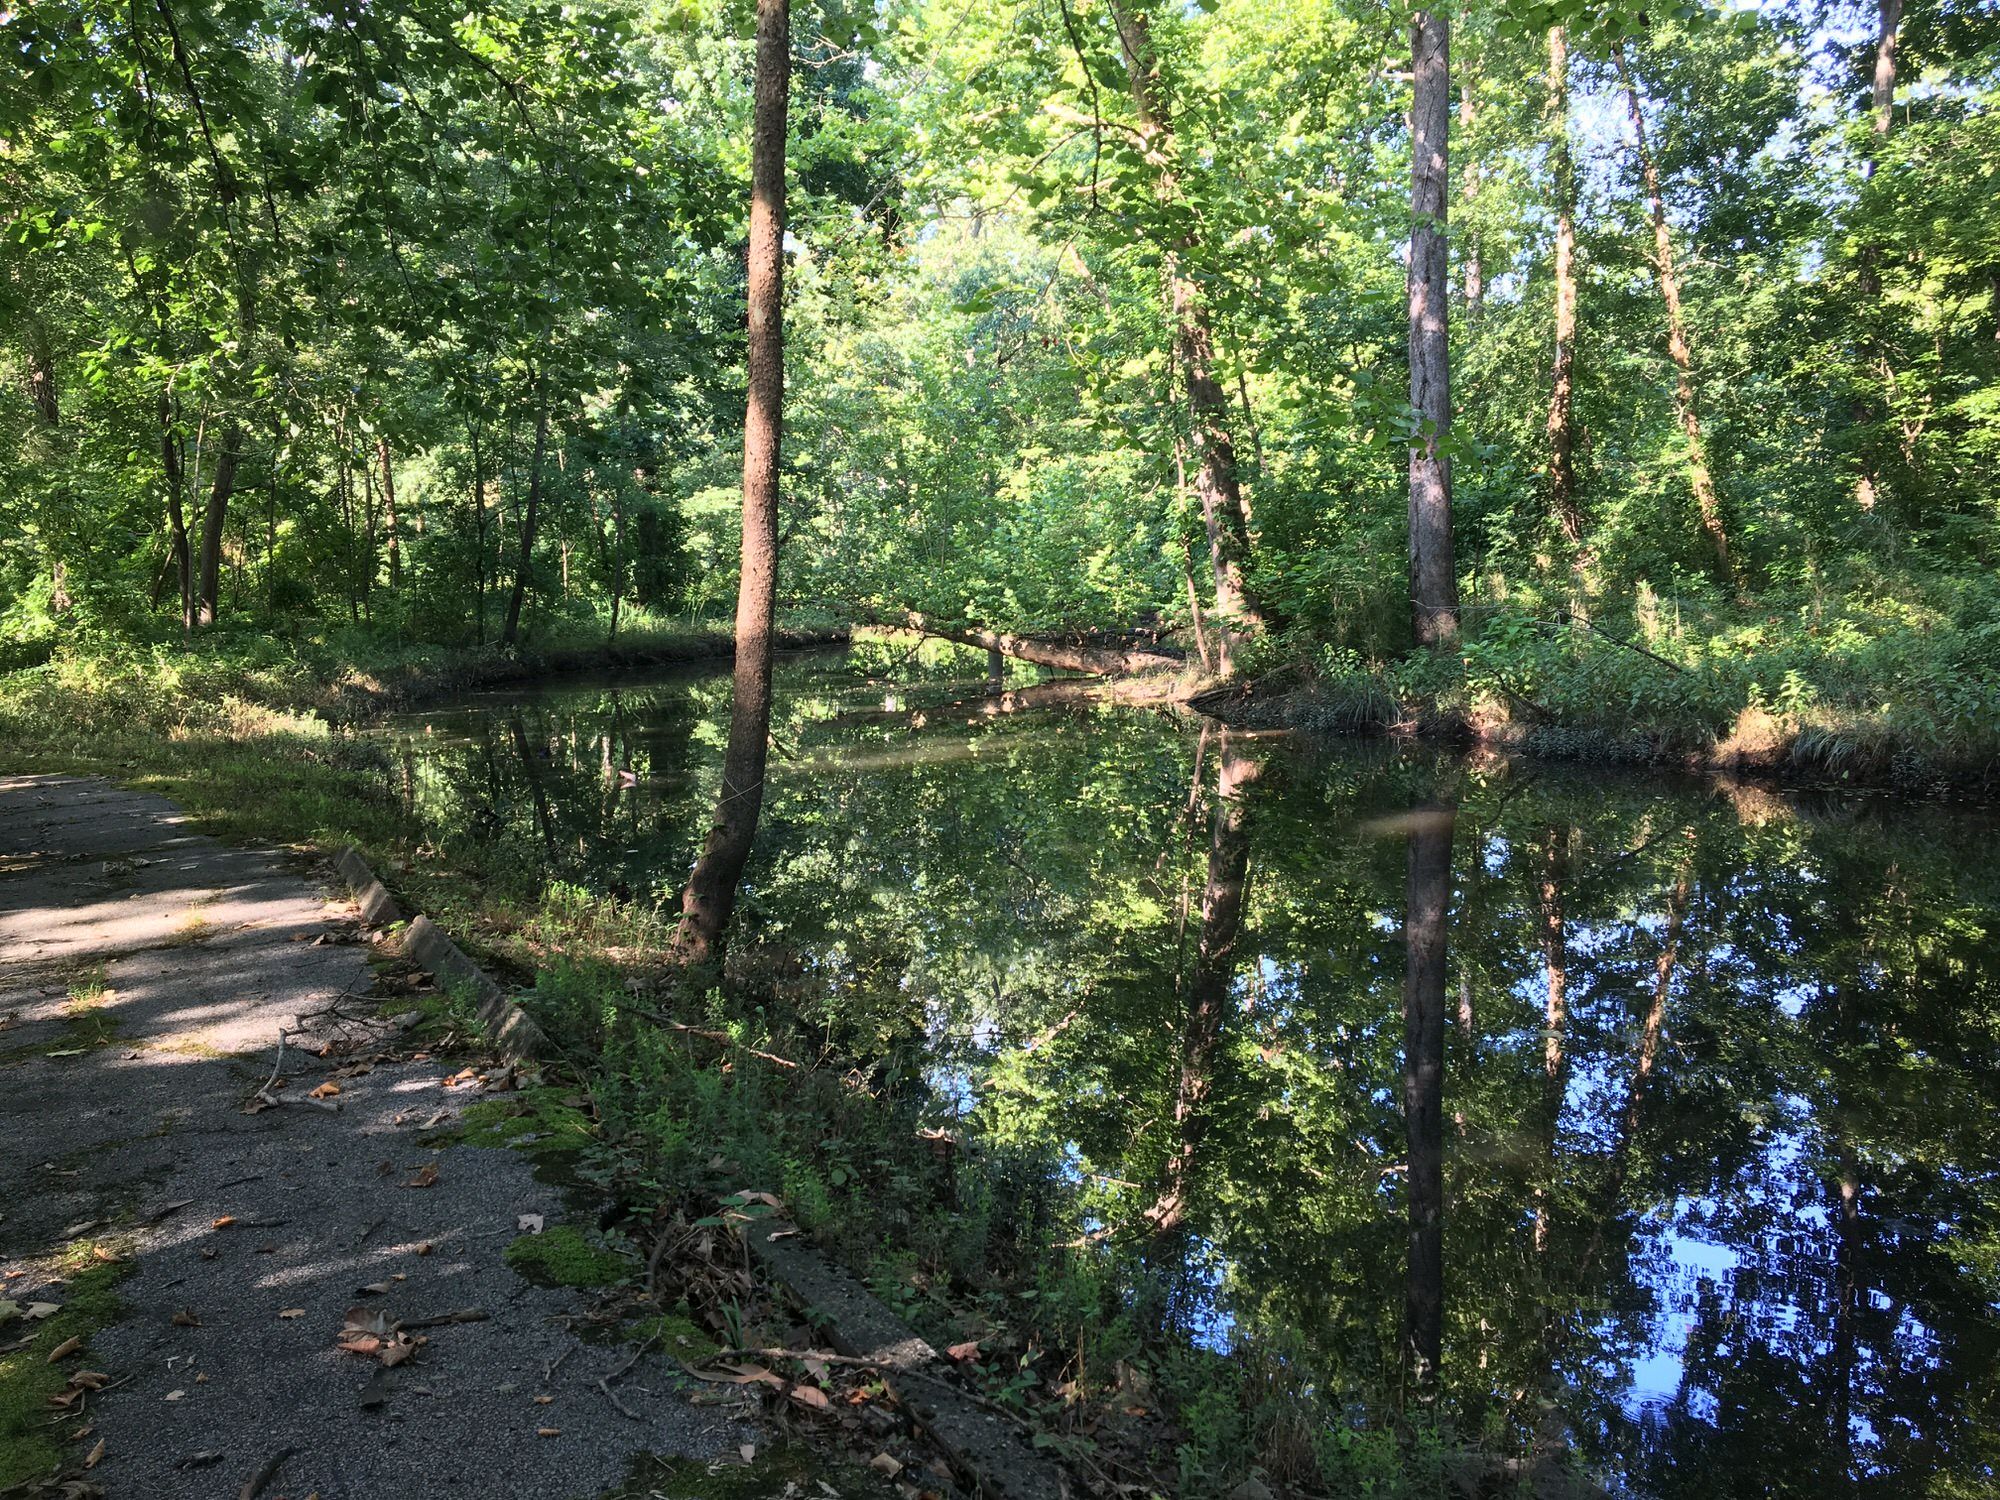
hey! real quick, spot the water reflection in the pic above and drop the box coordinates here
[382,650,2000,1495]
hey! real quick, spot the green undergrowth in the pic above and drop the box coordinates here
[1276,575,2000,789]
[460,1087,598,1158]
[504,1224,631,1289]
[597,1443,894,1500]
[0,1245,133,1489]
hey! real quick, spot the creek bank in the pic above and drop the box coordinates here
[1191,673,2000,799]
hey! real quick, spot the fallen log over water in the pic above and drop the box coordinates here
[892,611,1185,676]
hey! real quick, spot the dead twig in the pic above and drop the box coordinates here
[596,1331,659,1422]
[239,1445,294,1500]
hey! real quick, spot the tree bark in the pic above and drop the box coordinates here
[1614,45,1737,591]
[501,380,551,648]
[469,417,487,644]
[1402,803,1453,1399]
[1868,0,1902,158]
[194,424,240,628]
[672,0,791,967]
[1107,0,1266,675]
[1545,25,1584,548]
[1408,12,1458,648]
[1143,734,1261,1238]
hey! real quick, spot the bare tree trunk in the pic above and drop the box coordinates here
[1459,78,1482,319]
[1402,803,1453,1399]
[1408,11,1458,648]
[1108,0,1266,675]
[1545,25,1584,549]
[159,394,194,633]
[1614,45,1737,592]
[377,434,401,591]
[501,379,550,649]
[23,321,74,616]
[469,416,487,644]
[898,611,1182,676]
[1868,0,1902,157]
[194,424,240,628]
[1143,734,1262,1238]
[672,0,791,967]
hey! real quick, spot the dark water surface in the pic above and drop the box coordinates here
[383,647,2000,1496]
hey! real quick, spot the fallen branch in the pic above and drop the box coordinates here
[239,1446,294,1500]
[395,1308,490,1331]
[596,1331,659,1422]
[687,1346,1033,1432]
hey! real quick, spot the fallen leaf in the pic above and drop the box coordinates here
[83,1439,105,1469]
[533,1395,553,1405]
[378,1337,415,1368]
[870,1454,903,1477]
[177,1451,223,1470]
[163,1389,185,1402]
[945,1340,981,1362]
[25,1302,60,1321]
[46,1336,82,1363]
[70,1371,108,1390]
[517,1214,544,1235]
[308,1082,341,1101]
[277,1309,305,1320]
[536,1427,561,1438]
[171,1308,200,1327]
[90,1246,122,1264]
[739,1443,756,1464]
[355,1282,394,1296]
[210,1216,236,1231]
[404,1165,438,1190]
[414,1242,434,1257]
[788,1384,831,1411]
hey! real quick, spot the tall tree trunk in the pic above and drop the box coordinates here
[469,416,487,645]
[1402,803,1453,1399]
[1545,25,1584,548]
[158,394,194,633]
[1614,45,1737,591]
[194,425,240,628]
[672,0,791,967]
[501,380,551,649]
[1408,11,1458,648]
[1459,79,1482,319]
[1143,734,1262,1238]
[1868,0,1902,158]
[377,434,401,591]
[23,321,74,616]
[1107,0,1266,676]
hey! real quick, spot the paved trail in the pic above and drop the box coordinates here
[0,774,739,1498]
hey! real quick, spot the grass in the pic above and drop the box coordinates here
[0,1243,133,1489]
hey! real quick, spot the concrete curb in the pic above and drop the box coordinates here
[744,1218,1071,1500]
[333,847,548,1060]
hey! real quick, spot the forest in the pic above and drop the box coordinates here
[4,0,2000,1497]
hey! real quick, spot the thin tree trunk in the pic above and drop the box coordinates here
[897,611,1182,676]
[1143,734,1262,1238]
[1532,824,1569,1252]
[1408,11,1458,648]
[1868,0,1902,159]
[1614,45,1737,591]
[469,416,487,645]
[1108,0,1265,676]
[23,321,73,615]
[673,0,791,966]
[1459,79,1482,318]
[1402,803,1453,1399]
[501,380,550,648]
[1545,25,1584,548]
[159,394,194,633]
[194,425,240,628]
[377,434,401,591]
[1853,0,1902,511]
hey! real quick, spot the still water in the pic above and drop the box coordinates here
[383,646,2000,1496]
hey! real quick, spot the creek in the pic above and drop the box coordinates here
[381,643,2000,1496]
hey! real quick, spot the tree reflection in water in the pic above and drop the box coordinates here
[386,650,2000,1495]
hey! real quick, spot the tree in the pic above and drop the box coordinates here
[673,0,792,966]
[1544,24,1584,551]
[1408,9,1458,648]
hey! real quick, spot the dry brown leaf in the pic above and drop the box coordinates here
[70,1371,108,1391]
[378,1337,415,1368]
[404,1165,439,1190]
[536,1427,561,1438]
[83,1439,105,1469]
[277,1308,305,1320]
[171,1308,200,1328]
[308,1081,341,1100]
[89,1246,122,1264]
[414,1242,434,1256]
[945,1340,981,1362]
[533,1395,553,1405]
[210,1216,236,1230]
[46,1335,82,1363]
[788,1384,831,1411]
